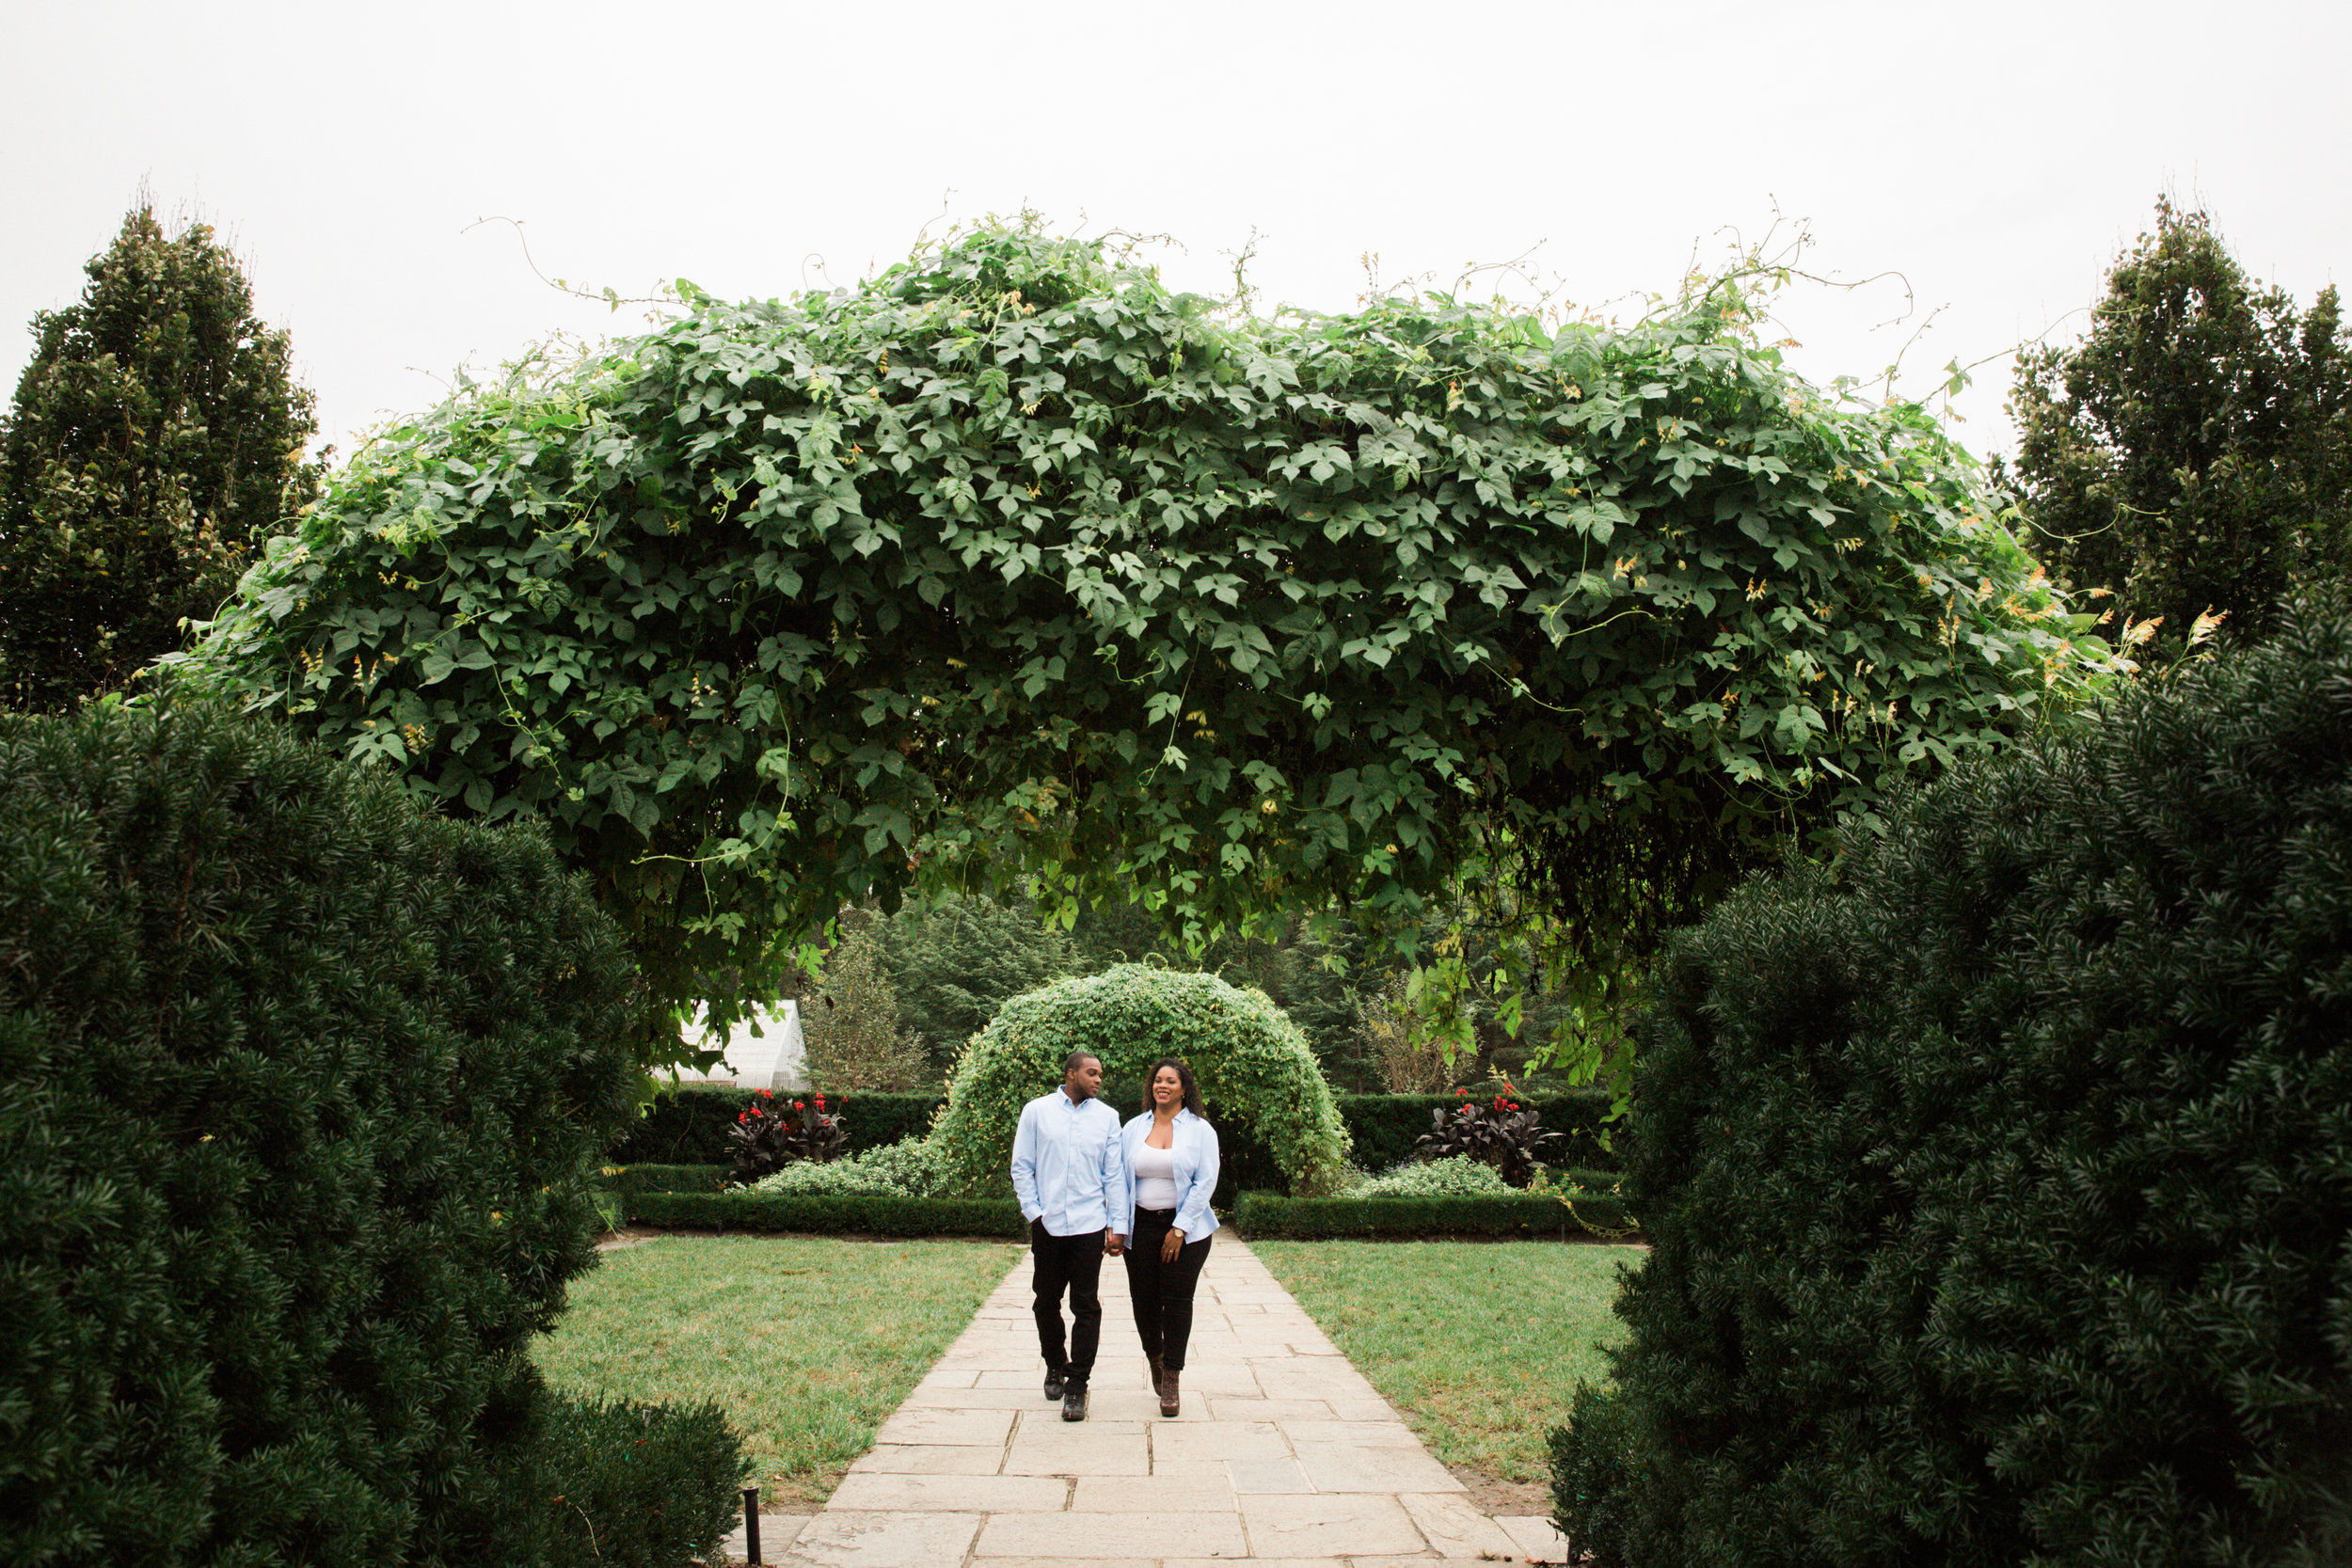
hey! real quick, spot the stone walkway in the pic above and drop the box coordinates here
[731,1237,1571,1566]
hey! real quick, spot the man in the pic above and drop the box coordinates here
[1009,1050,1129,1420]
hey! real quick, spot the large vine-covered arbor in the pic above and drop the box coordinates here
[183,221,2099,1070]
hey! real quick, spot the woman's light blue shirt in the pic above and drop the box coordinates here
[1118,1108,1220,1243]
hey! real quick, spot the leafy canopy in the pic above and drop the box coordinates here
[0,206,322,710]
[183,220,2101,1060]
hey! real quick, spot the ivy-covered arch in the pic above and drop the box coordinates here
[927,964,1349,1196]
[183,220,2106,1070]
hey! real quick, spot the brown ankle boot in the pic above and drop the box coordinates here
[1148,1352,1165,1394]
[1158,1368,1180,1418]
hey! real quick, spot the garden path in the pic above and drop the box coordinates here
[729,1237,1570,1567]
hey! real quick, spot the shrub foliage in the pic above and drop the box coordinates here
[929,964,1352,1195]
[180,220,2103,1071]
[1552,600,2352,1567]
[539,1396,746,1568]
[0,701,656,1568]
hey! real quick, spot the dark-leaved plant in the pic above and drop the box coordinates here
[1413,1087,1564,1187]
[725,1089,849,1185]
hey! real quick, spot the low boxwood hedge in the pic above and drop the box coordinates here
[1235,1189,1637,1241]
[627,1190,1026,1238]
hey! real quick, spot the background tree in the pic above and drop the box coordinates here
[799,920,927,1091]
[1357,971,1458,1093]
[0,205,322,710]
[2007,198,2350,641]
[871,894,1079,1078]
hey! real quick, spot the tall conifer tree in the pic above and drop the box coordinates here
[2007,198,2351,641]
[0,206,323,709]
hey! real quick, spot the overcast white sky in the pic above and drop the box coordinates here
[5,0,2347,467]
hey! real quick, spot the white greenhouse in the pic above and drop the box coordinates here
[659,1000,810,1092]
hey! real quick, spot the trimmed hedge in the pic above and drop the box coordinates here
[1236,1190,1636,1240]
[612,1085,1625,1186]
[0,701,680,1568]
[596,1163,730,1197]
[1551,601,2352,1568]
[609,1086,941,1164]
[628,1190,1027,1238]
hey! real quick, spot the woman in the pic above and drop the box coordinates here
[1117,1056,1221,1417]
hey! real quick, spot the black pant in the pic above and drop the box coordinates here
[1029,1221,1104,1387]
[1122,1208,1212,1372]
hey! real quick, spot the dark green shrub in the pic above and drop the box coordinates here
[1235,1190,1635,1241]
[0,700,643,1568]
[630,1191,1025,1238]
[1553,600,2352,1568]
[541,1396,746,1568]
[611,1086,942,1164]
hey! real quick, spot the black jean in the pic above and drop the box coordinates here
[1029,1221,1105,1387]
[1122,1208,1213,1372]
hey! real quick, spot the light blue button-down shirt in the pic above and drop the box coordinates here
[1118,1109,1221,1243]
[1009,1088,1130,1238]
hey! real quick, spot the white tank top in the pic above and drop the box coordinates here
[1133,1140,1180,1210]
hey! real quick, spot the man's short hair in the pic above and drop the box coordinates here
[1062,1050,1103,1074]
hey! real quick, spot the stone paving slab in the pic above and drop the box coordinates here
[746,1237,1567,1566]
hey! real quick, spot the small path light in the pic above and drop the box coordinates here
[739,1485,761,1565]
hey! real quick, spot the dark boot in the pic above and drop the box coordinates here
[1148,1352,1165,1394]
[1061,1384,1089,1421]
[1043,1366,1065,1402]
[1158,1369,1180,1418]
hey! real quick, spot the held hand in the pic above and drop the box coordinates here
[1104,1229,1125,1257]
[1160,1228,1184,1263]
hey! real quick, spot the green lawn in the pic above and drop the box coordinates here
[1252,1240,1639,1483]
[536,1236,1021,1507]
